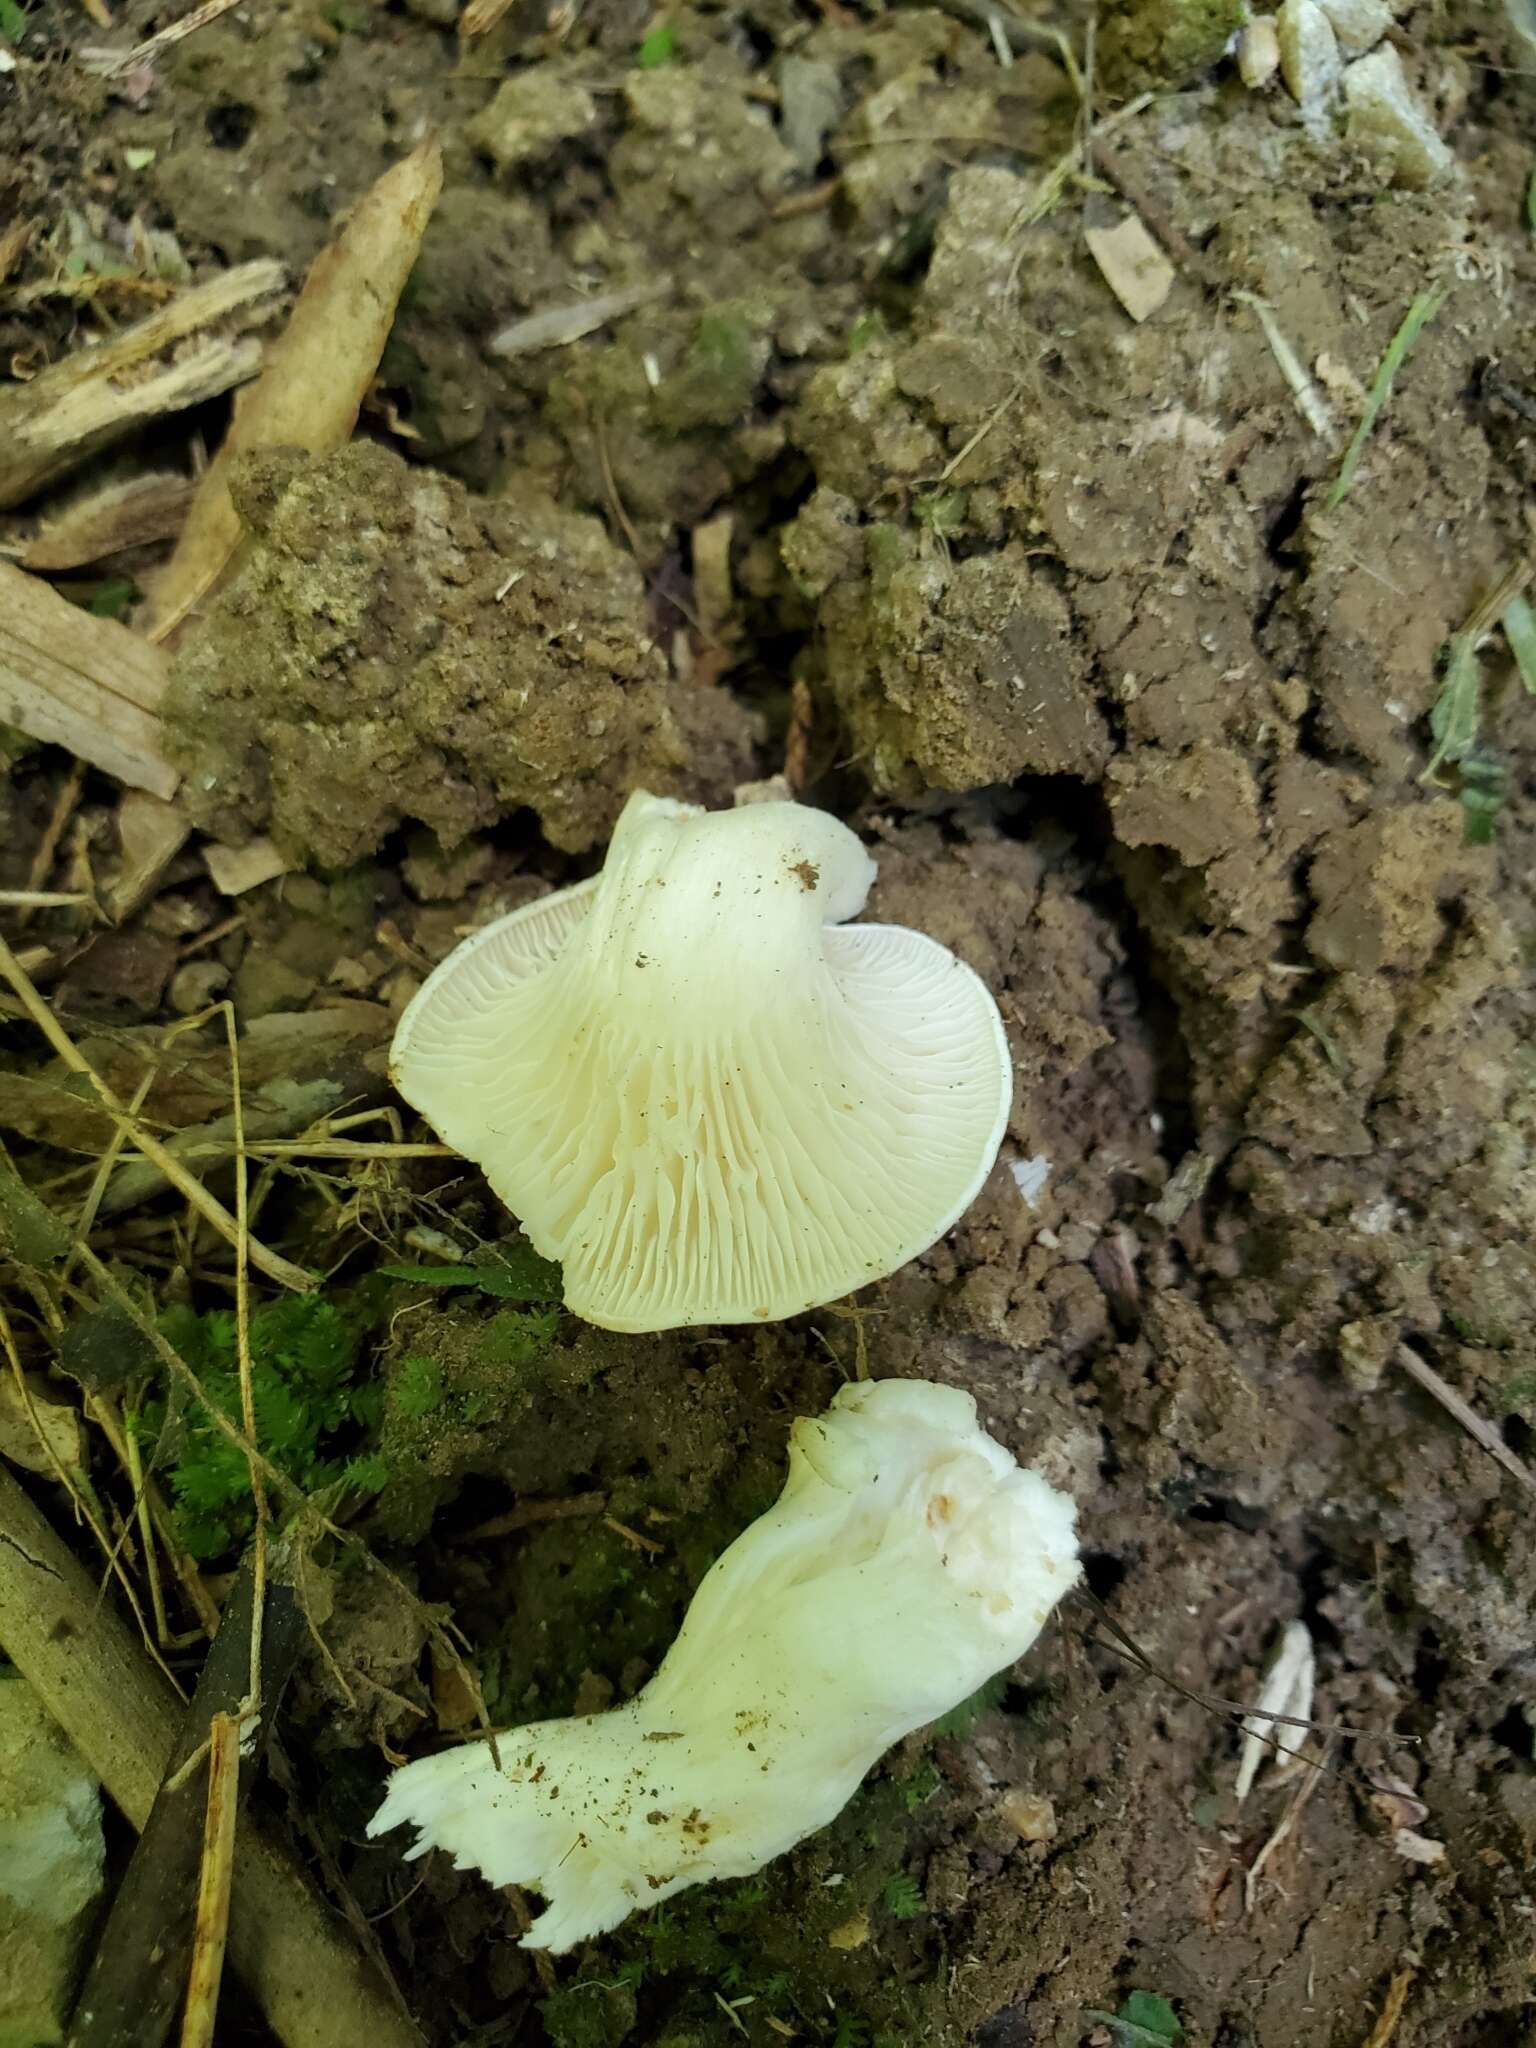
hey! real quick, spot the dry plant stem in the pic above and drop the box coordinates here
[1395,1344,1536,1500]
[0,1471,422,2048]
[0,563,178,798]
[1360,1964,1417,2048]
[0,1292,178,1689]
[1244,1737,1331,1913]
[0,260,283,510]
[19,759,87,917]
[146,143,444,643]
[69,1543,307,2048]
[221,998,270,1729]
[0,931,315,1293]
[178,1712,241,2048]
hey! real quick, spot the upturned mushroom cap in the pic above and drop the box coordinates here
[391,791,1011,1332]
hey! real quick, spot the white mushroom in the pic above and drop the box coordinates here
[391,791,1011,1333]
[367,1377,1080,1951]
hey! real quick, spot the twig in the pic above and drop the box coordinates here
[1245,1735,1330,1913]
[0,261,282,509]
[221,998,269,1737]
[0,1291,179,1690]
[0,931,315,1293]
[1232,291,1335,439]
[78,0,246,75]
[1395,1343,1536,1500]
[0,563,178,798]
[16,759,87,926]
[179,1712,241,2048]
[68,1544,305,2048]
[1360,1963,1417,2048]
[1325,284,1448,511]
[456,1494,607,1542]
[0,1468,423,2048]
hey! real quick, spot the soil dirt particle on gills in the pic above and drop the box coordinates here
[159,441,759,867]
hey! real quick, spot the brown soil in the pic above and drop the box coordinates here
[3,0,1536,2045]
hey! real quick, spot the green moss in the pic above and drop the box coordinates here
[652,308,768,433]
[391,1353,444,1418]
[133,1292,387,1561]
[1101,0,1245,86]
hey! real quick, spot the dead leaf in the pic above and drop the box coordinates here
[110,789,191,921]
[204,837,293,897]
[145,142,444,643]
[0,562,177,797]
[0,1373,87,1477]
[1085,213,1177,323]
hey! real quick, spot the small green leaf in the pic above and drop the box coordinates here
[1422,636,1483,782]
[1502,592,1536,695]
[380,1244,563,1303]
[1120,1990,1182,2040]
[637,19,676,64]
[0,0,28,42]
[881,1873,924,1918]
[86,578,137,619]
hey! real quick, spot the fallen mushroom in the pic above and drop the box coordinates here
[391,791,1011,1332]
[368,1377,1079,1950]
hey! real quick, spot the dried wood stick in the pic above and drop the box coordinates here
[70,1546,304,2048]
[179,1711,241,2048]
[0,562,177,796]
[0,261,284,511]
[0,1463,424,2048]
[1395,1343,1536,1500]
[145,143,443,643]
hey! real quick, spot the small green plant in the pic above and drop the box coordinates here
[881,1873,923,1919]
[392,1353,443,1418]
[930,1669,1007,1737]
[637,19,677,64]
[0,0,28,41]
[139,1294,385,1559]
[380,1241,563,1303]
[1084,1990,1183,2045]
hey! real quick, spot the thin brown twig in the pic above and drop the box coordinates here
[179,1710,241,2048]
[1360,1963,1417,2048]
[0,1292,182,1691]
[1395,1343,1536,1500]
[17,759,86,927]
[1245,1734,1331,1913]
[220,999,269,1726]
[0,931,314,1293]
[456,1494,607,1542]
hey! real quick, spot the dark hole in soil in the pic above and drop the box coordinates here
[1264,475,1309,563]
[1502,1413,1533,1460]
[1489,1703,1532,1763]
[1186,1494,1269,1534]
[1080,1549,1128,1602]
[205,99,257,149]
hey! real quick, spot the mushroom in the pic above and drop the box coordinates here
[367,1377,1080,1950]
[391,791,1011,1332]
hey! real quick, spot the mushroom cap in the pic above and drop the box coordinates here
[391,791,1011,1332]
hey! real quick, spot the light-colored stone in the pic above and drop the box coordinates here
[0,1677,104,2048]
[1343,45,1454,186]
[1316,0,1393,52]
[465,69,598,173]
[1238,16,1282,87]
[1277,0,1343,131]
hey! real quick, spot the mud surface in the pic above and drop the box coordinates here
[3,0,1536,2043]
